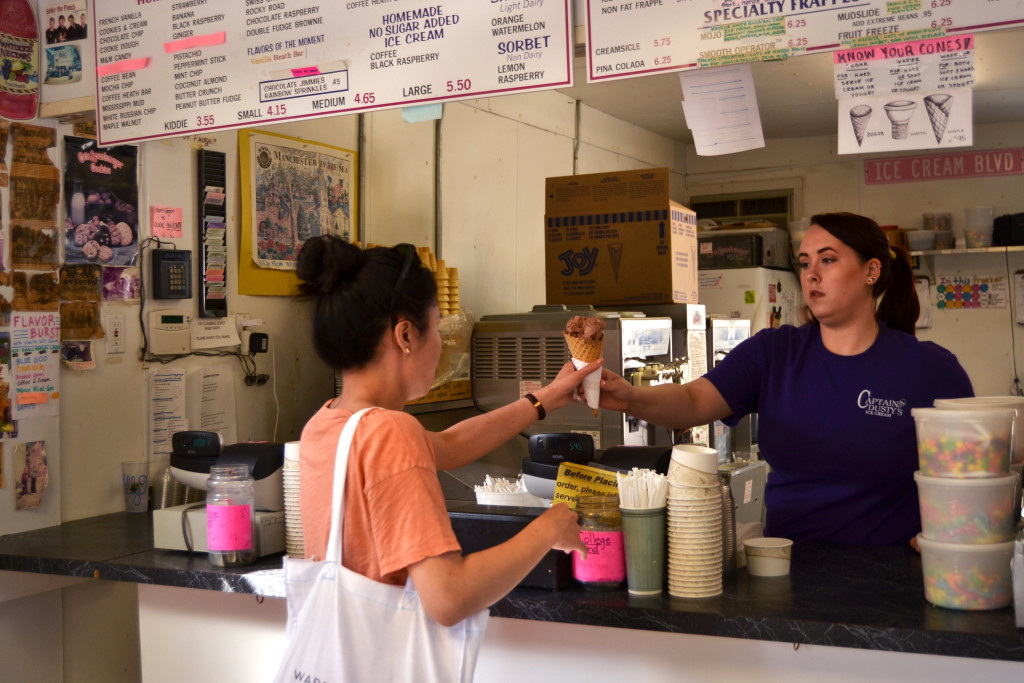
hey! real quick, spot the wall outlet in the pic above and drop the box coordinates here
[107,314,126,354]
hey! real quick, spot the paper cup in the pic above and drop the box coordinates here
[572,357,601,412]
[671,444,719,475]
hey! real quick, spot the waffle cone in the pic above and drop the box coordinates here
[564,334,603,362]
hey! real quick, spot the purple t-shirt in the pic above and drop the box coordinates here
[705,322,973,545]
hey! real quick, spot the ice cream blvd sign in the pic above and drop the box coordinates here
[864,148,1024,185]
[553,462,619,509]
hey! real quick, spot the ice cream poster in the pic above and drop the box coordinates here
[11,313,61,419]
[835,35,974,155]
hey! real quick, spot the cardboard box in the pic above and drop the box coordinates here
[544,168,698,306]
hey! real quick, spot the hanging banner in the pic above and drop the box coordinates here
[863,148,1024,185]
[584,0,1024,83]
[92,0,573,145]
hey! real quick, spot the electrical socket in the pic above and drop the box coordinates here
[106,314,126,354]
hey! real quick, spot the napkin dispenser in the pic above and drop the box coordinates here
[170,432,284,511]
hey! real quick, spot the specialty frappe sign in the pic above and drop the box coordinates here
[584,0,1024,83]
[92,0,572,145]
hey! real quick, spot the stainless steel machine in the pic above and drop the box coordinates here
[471,305,684,450]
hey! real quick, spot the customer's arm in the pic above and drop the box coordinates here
[429,359,603,470]
[407,503,586,626]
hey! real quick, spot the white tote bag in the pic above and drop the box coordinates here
[273,408,489,683]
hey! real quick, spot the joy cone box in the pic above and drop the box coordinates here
[544,168,699,307]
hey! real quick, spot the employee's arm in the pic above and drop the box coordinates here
[598,372,732,430]
[428,359,603,470]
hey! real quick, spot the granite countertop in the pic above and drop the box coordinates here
[1,512,1023,662]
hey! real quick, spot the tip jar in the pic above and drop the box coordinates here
[206,464,257,567]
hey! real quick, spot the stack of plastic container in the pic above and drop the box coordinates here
[912,406,1017,610]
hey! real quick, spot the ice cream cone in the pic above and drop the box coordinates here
[572,357,601,415]
[849,105,871,146]
[924,93,953,143]
[564,333,603,363]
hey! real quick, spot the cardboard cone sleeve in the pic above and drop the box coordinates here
[564,316,604,414]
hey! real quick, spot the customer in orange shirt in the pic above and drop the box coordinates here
[296,236,596,627]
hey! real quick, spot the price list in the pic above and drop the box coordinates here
[584,0,1024,83]
[93,0,572,145]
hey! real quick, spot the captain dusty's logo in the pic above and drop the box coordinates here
[255,146,272,169]
[857,390,907,418]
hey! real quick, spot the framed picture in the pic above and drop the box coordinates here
[238,128,358,296]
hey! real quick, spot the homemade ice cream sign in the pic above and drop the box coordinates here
[583,0,1024,83]
[834,35,974,154]
[91,0,572,145]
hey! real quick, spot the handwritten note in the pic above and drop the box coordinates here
[151,205,183,238]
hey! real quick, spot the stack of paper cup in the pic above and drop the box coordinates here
[666,444,723,598]
[283,441,305,558]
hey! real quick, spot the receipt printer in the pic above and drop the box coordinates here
[169,431,284,511]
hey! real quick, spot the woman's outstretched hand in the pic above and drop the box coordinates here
[535,359,604,413]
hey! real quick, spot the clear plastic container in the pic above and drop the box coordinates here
[911,407,1014,477]
[905,230,936,251]
[934,396,1024,465]
[915,471,1017,543]
[917,535,1014,610]
[206,464,257,567]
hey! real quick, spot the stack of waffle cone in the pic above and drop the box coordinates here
[372,243,462,317]
[564,333,603,415]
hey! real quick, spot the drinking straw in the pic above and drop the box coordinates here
[616,468,668,509]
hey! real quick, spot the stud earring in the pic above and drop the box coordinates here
[403,347,411,354]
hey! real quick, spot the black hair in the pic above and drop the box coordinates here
[808,212,919,335]
[295,236,437,370]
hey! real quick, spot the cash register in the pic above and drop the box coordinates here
[152,431,286,556]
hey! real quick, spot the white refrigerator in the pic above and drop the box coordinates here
[697,267,803,333]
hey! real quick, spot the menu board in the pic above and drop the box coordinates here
[585,0,1024,83]
[93,0,572,145]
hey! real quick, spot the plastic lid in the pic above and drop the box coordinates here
[914,471,1017,487]
[915,533,1014,552]
[911,407,1016,420]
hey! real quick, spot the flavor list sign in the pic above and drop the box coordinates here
[92,0,572,145]
[11,313,61,420]
[585,0,1024,83]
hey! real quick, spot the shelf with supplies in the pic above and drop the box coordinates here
[910,245,1024,257]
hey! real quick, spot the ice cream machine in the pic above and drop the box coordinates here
[471,306,685,450]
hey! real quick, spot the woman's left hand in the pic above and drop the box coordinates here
[535,359,604,413]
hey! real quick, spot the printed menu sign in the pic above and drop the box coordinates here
[584,0,1024,83]
[92,0,572,145]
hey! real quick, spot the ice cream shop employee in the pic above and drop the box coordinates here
[592,212,973,546]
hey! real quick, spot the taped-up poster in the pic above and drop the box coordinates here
[9,124,59,268]
[0,120,9,187]
[11,268,59,311]
[63,136,139,266]
[58,263,102,301]
[11,312,60,419]
[0,332,14,436]
[15,441,49,511]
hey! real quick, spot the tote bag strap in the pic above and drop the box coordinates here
[325,407,377,564]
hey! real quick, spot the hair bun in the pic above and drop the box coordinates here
[296,235,363,295]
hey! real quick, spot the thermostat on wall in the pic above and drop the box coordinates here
[148,310,192,355]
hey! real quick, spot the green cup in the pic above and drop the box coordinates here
[620,506,667,595]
